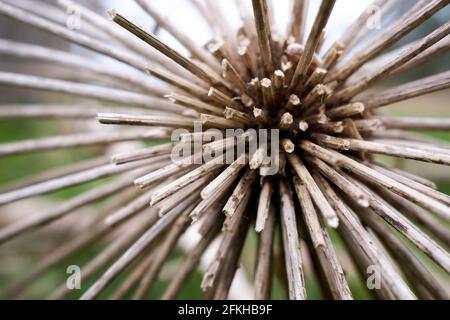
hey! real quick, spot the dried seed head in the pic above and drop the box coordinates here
[0,0,449,301]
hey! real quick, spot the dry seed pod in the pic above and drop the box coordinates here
[0,0,449,301]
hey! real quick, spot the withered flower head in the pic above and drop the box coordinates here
[0,0,449,300]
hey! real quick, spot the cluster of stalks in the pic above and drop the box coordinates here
[0,0,449,300]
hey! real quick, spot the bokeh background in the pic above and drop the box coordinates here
[0,0,449,299]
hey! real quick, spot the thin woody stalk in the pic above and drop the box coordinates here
[252,0,274,77]
[289,0,336,92]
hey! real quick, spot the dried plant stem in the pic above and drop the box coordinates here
[222,184,254,233]
[377,116,450,130]
[253,107,269,125]
[51,210,163,300]
[305,156,370,207]
[289,0,336,92]
[291,176,326,250]
[0,0,448,302]
[369,164,450,207]
[203,136,239,156]
[208,87,243,110]
[287,0,309,43]
[391,35,450,77]
[316,177,417,300]
[0,129,168,157]
[80,196,197,300]
[224,107,253,126]
[302,84,328,108]
[0,71,184,113]
[286,153,339,228]
[111,11,225,88]
[383,165,437,190]
[0,105,142,119]
[112,143,173,165]
[0,159,166,206]
[322,45,344,71]
[303,112,328,126]
[372,186,450,247]
[354,205,449,300]
[222,169,257,217]
[254,204,275,300]
[255,178,273,232]
[0,156,108,194]
[104,182,172,226]
[56,0,166,64]
[202,1,240,67]
[201,154,249,200]
[273,70,285,103]
[300,141,450,221]
[328,0,449,83]
[134,157,195,190]
[10,0,107,39]
[353,119,383,133]
[150,158,225,206]
[0,1,147,70]
[326,102,365,120]
[134,0,219,71]
[190,184,230,222]
[212,214,251,300]
[281,139,295,154]
[252,0,274,77]
[346,176,450,273]
[250,146,268,170]
[133,207,194,299]
[1,190,139,298]
[305,68,328,91]
[360,70,450,109]
[98,113,196,128]
[111,252,155,300]
[167,93,223,115]
[156,176,211,217]
[146,65,209,99]
[371,130,450,148]
[284,94,302,111]
[311,122,344,134]
[312,133,450,166]
[279,179,307,300]
[0,174,134,245]
[238,45,259,78]
[331,21,450,102]
[233,0,259,53]
[201,114,244,129]
[334,0,390,51]
[222,59,247,92]
[260,78,275,110]
[279,113,294,131]
[162,222,220,300]
[0,39,161,94]
[180,131,224,144]
[351,35,450,82]
[202,207,251,295]
[371,139,450,155]
[295,175,353,300]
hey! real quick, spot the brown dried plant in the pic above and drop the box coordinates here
[0,0,449,300]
